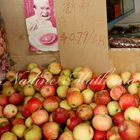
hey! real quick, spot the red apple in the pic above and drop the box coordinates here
[20,105,31,118]
[66,114,82,130]
[40,84,56,98]
[93,105,108,115]
[76,104,93,121]
[95,90,111,105]
[26,97,42,113]
[12,118,25,125]
[66,91,84,108]
[107,126,121,140]
[18,70,30,80]
[119,94,138,110]
[52,107,69,124]
[110,85,126,101]
[31,109,49,125]
[93,130,107,140]
[3,104,18,119]
[8,92,24,105]
[43,96,59,112]
[42,122,60,139]
[113,112,125,126]
[71,79,86,91]
[118,120,140,140]
[130,72,140,83]
[33,77,46,91]
[89,76,106,92]
[0,95,9,106]
[92,114,112,131]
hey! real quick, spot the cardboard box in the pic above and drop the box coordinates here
[1,0,140,74]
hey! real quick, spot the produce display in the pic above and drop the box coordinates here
[0,61,140,140]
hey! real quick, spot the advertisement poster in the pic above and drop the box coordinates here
[24,0,59,52]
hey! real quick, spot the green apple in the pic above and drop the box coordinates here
[27,63,38,71]
[25,117,32,127]
[2,86,15,96]
[12,124,26,138]
[23,84,35,96]
[60,68,71,77]
[59,100,72,111]
[120,71,131,84]
[82,89,94,104]
[57,75,71,86]
[57,85,69,99]
[73,123,94,140]
[1,131,17,140]
[24,125,42,140]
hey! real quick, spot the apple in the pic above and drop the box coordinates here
[59,100,72,111]
[57,75,71,86]
[72,67,82,78]
[76,104,93,121]
[18,79,28,88]
[127,82,139,94]
[67,87,80,93]
[106,74,122,89]
[130,72,140,83]
[119,94,138,110]
[31,109,49,125]
[107,126,121,140]
[0,95,9,106]
[110,85,126,101]
[52,107,69,124]
[89,76,106,92]
[124,106,140,124]
[23,84,35,96]
[73,123,94,140]
[93,105,108,115]
[66,91,84,108]
[27,72,39,85]
[71,79,86,91]
[82,88,94,104]
[93,130,107,140]
[41,69,53,82]
[66,114,82,130]
[58,130,74,140]
[26,97,42,113]
[43,96,59,112]
[12,124,26,138]
[25,117,32,127]
[2,86,15,96]
[18,70,30,80]
[40,84,56,98]
[6,70,17,82]
[21,105,31,118]
[2,81,13,88]
[113,112,125,126]
[107,101,121,116]
[9,92,24,105]
[1,131,17,140]
[92,114,112,131]
[77,67,93,81]
[12,118,25,125]
[27,63,38,71]
[24,125,42,140]
[120,71,131,84]
[3,104,18,119]
[95,90,111,105]
[34,93,44,102]
[33,77,46,91]
[30,67,42,75]
[23,96,32,105]
[48,61,62,75]
[42,122,60,139]
[60,68,71,77]
[118,120,140,140]
[57,85,69,99]
[90,103,97,110]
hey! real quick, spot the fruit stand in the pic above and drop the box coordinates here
[0,0,140,140]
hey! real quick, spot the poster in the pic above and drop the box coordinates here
[24,0,59,52]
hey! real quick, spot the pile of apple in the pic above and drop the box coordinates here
[0,61,140,140]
